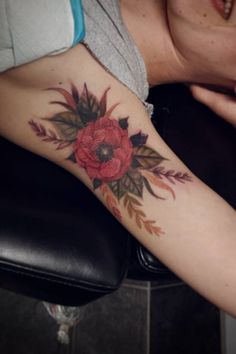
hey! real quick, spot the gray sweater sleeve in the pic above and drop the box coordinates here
[82,0,153,116]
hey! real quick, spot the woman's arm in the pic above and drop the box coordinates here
[0,44,236,316]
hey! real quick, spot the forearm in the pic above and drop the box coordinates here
[0,44,235,316]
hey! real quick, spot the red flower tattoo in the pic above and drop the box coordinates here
[75,116,133,183]
[29,83,193,234]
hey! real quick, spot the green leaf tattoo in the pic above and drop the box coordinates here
[46,111,84,141]
[133,145,166,169]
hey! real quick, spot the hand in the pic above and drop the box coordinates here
[190,84,236,128]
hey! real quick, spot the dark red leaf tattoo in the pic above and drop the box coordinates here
[153,166,192,184]
[28,120,72,150]
[123,194,164,236]
[46,87,77,111]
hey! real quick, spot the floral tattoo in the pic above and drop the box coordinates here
[29,83,192,236]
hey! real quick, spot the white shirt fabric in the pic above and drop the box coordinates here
[0,0,153,115]
[0,0,74,72]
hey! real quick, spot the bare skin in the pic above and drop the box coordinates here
[121,0,236,86]
[0,1,235,316]
[120,0,236,125]
[190,84,236,127]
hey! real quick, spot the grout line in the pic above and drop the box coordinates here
[122,283,150,290]
[151,282,184,291]
[220,311,226,354]
[147,281,151,354]
[70,325,77,354]
[123,281,184,291]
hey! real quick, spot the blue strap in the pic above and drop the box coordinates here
[70,0,85,46]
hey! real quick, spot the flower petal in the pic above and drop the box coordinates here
[111,119,119,128]
[77,122,94,144]
[82,135,93,146]
[105,127,121,146]
[75,148,87,166]
[100,158,121,179]
[76,147,97,166]
[113,147,127,161]
[87,166,99,179]
[121,135,133,152]
[90,129,106,150]
[96,116,110,128]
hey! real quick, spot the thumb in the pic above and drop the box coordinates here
[190,84,236,127]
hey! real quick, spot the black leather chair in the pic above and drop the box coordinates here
[0,84,235,342]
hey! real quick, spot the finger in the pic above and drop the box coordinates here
[190,85,236,127]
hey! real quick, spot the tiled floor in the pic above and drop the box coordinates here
[0,288,61,354]
[150,283,221,354]
[0,280,221,354]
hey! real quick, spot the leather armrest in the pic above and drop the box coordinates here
[0,137,130,305]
